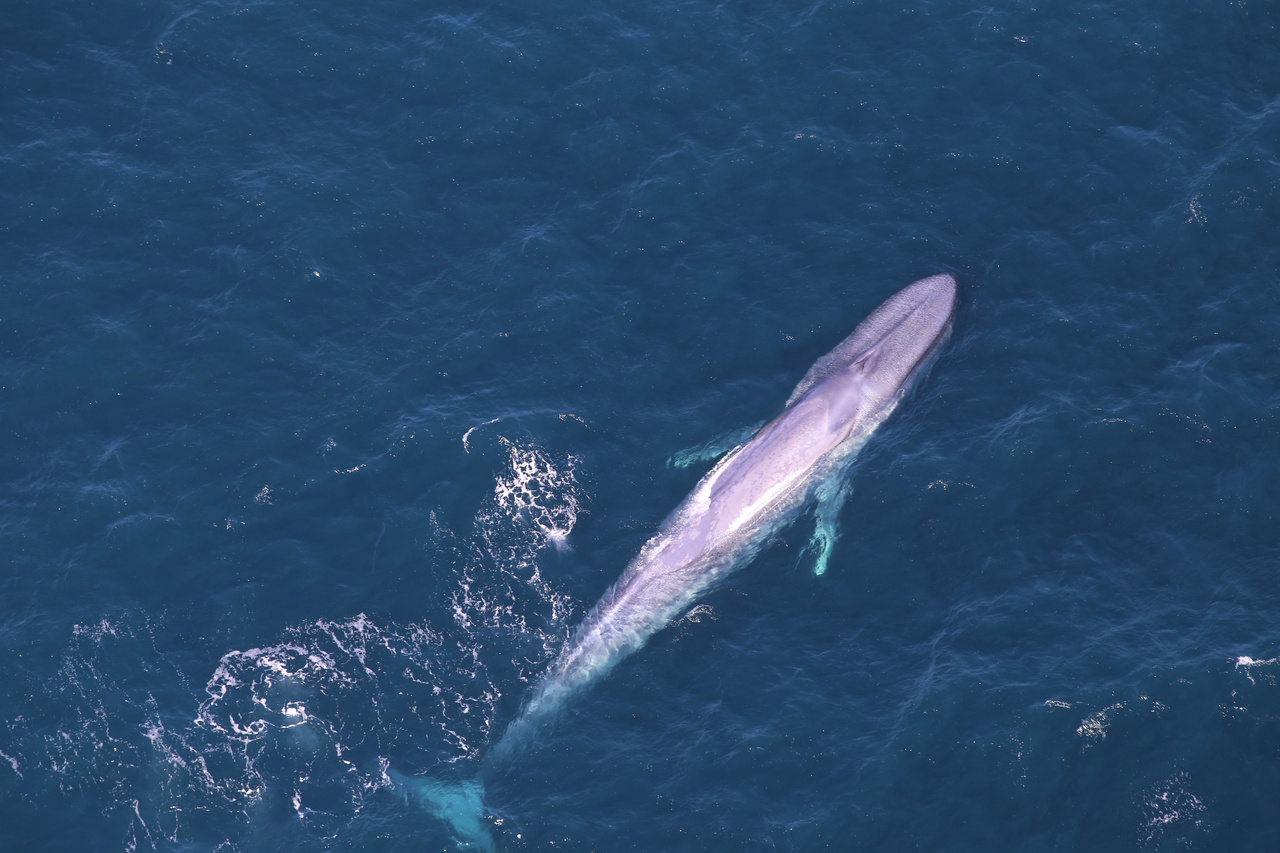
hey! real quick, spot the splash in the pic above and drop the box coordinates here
[1137,771,1207,847]
[1,438,589,850]
[454,437,581,644]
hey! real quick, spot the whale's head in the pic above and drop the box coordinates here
[792,273,958,430]
[842,273,958,393]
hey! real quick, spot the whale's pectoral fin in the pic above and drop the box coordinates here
[391,769,498,852]
[807,477,852,577]
[667,421,765,469]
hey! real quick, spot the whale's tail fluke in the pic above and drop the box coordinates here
[391,769,498,852]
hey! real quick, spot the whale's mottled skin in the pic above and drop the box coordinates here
[488,273,959,762]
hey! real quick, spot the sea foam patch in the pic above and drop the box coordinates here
[0,439,588,849]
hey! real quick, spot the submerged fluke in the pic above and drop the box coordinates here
[392,770,497,852]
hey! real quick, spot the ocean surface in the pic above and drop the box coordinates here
[3,1,1279,850]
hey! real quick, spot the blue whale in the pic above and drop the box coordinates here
[405,273,959,847]
[493,273,958,757]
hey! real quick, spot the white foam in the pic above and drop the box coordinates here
[462,417,502,453]
[1076,702,1124,744]
[1137,771,1206,845]
[8,438,595,847]
[456,437,583,648]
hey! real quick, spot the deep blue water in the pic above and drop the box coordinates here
[3,1,1280,850]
